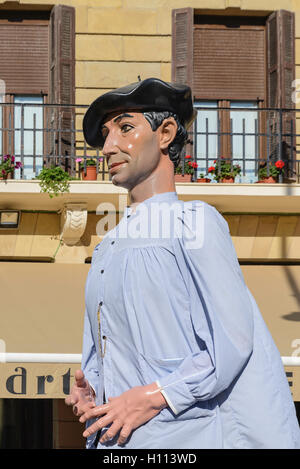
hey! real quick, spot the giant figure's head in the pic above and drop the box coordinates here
[83,78,196,190]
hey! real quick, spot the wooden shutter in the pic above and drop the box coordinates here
[266,10,295,177]
[172,8,193,89]
[0,18,49,95]
[48,5,75,172]
[193,24,265,101]
[267,10,295,109]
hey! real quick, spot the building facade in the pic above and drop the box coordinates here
[0,0,300,449]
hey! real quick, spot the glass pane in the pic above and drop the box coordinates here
[14,96,44,180]
[0,87,3,157]
[230,102,258,183]
[194,101,218,178]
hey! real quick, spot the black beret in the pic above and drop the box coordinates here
[83,77,196,148]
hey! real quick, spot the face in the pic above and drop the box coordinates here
[101,112,161,190]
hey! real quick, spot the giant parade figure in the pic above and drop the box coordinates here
[65,78,300,449]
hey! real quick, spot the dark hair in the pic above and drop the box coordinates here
[143,111,187,169]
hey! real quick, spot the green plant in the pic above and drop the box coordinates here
[0,154,22,178]
[208,158,241,182]
[258,160,285,180]
[175,155,198,175]
[76,157,101,169]
[37,165,71,198]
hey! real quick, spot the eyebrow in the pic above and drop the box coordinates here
[113,113,134,123]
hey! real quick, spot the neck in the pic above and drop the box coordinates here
[129,155,176,206]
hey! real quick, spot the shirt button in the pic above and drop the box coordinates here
[111,241,115,245]
[101,269,104,274]
[99,301,103,306]
[127,215,130,218]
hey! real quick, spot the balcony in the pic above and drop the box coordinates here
[0,102,299,181]
[0,103,300,213]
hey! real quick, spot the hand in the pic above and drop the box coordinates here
[79,382,167,445]
[65,369,96,417]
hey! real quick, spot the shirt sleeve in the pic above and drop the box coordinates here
[81,308,100,398]
[157,202,254,415]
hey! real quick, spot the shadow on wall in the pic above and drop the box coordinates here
[281,312,300,321]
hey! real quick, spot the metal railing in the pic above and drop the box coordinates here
[0,103,300,183]
[0,102,107,180]
[184,106,300,183]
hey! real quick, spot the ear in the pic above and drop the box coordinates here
[158,118,178,151]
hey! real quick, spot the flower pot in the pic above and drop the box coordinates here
[0,171,13,180]
[197,178,211,183]
[175,174,192,182]
[257,176,277,184]
[81,166,97,181]
[221,177,234,183]
[174,174,192,182]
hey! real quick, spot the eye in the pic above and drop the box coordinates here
[120,123,133,133]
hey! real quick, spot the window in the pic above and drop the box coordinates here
[14,96,44,180]
[172,9,295,180]
[0,6,75,177]
[230,102,258,183]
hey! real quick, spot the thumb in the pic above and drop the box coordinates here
[74,369,86,388]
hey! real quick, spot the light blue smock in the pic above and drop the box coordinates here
[82,191,300,449]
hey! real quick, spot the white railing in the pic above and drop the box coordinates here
[0,353,299,366]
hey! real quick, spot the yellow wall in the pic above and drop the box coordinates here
[0,0,297,102]
[1,211,300,262]
[2,0,300,149]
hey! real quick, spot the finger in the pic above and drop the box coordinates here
[74,369,86,388]
[65,395,72,406]
[79,403,111,423]
[75,400,96,418]
[65,393,79,407]
[117,424,132,446]
[100,420,122,444]
[82,414,113,438]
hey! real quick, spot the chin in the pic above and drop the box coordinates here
[111,174,131,190]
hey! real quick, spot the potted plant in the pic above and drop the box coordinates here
[257,160,285,183]
[208,158,241,183]
[76,158,100,181]
[174,155,197,182]
[37,165,71,198]
[0,154,22,180]
[197,173,211,183]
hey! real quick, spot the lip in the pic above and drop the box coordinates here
[109,161,127,173]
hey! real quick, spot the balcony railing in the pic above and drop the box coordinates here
[0,103,300,183]
[188,106,300,183]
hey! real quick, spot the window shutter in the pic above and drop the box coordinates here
[266,12,279,108]
[193,25,265,101]
[0,19,49,95]
[172,8,194,166]
[266,10,295,177]
[49,5,75,105]
[49,5,75,173]
[280,10,295,109]
[172,8,193,89]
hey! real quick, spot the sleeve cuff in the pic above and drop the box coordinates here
[89,382,97,398]
[156,370,197,415]
[155,380,178,415]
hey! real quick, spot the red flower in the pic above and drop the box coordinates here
[185,155,192,159]
[208,166,215,173]
[275,160,285,169]
[192,162,198,168]
[188,161,192,166]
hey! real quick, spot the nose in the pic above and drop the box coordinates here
[102,130,119,159]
